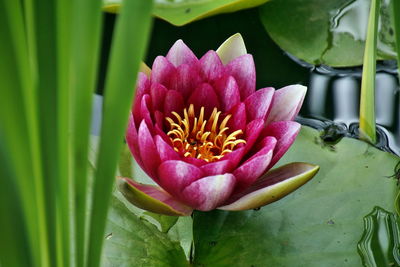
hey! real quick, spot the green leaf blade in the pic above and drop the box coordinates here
[68,0,104,266]
[87,0,154,265]
[359,0,380,144]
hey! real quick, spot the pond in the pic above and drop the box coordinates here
[2,1,399,266]
[97,5,400,267]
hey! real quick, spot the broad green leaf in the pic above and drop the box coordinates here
[193,126,399,266]
[259,0,396,67]
[167,216,194,260]
[102,195,189,267]
[143,8,309,90]
[103,0,270,26]
[144,212,179,233]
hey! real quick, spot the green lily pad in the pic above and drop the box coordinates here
[192,126,399,266]
[89,136,193,265]
[103,0,270,26]
[259,0,396,67]
[102,195,189,266]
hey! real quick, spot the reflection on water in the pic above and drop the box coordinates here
[331,0,369,42]
[299,61,400,154]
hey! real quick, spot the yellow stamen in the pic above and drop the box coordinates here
[166,104,246,162]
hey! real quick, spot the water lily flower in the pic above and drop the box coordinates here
[119,34,319,216]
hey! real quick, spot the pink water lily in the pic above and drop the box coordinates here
[119,34,319,216]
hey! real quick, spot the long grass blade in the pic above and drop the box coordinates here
[0,1,49,266]
[30,0,61,265]
[359,0,380,144]
[55,0,74,266]
[393,0,400,81]
[68,0,104,266]
[0,145,32,267]
[87,0,153,265]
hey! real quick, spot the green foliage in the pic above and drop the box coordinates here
[392,0,400,219]
[359,0,380,144]
[104,126,399,266]
[102,195,189,267]
[259,0,396,67]
[357,207,400,266]
[191,127,399,266]
[0,0,153,266]
[104,0,270,26]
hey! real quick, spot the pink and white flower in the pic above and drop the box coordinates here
[119,34,319,216]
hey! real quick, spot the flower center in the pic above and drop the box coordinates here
[165,104,246,162]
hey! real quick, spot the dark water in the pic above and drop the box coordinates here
[96,10,400,155]
[296,58,400,155]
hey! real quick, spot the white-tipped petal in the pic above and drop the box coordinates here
[219,163,319,211]
[266,84,307,124]
[216,33,247,65]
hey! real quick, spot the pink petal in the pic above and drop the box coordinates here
[266,84,307,124]
[126,113,143,167]
[138,120,161,179]
[262,121,301,167]
[244,87,275,121]
[154,135,180,162]
[214,76,241,112]
[164,90,185,118]
[187,83,220,117]
[154,124,171,145]
[133,73,150,125]
[200,160,233,176]
[244,119,265,153]
[199,50,225,81]
[225,54,256,100]
[150,56,175,87]
[233,137,276,192]
[118,178,193,216]
[221,147,246,168]
[166,40,198,67]
[181,173,236,211]
[150,83,167,111]
[227,103,247,132]
[220,163,319,211]
[170,63,202,100]
[140,94,153,127]
[154,110,165,130]
[158,160,204,195]
[182,157,208,167]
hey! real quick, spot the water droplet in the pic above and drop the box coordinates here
[105,233,113,240]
